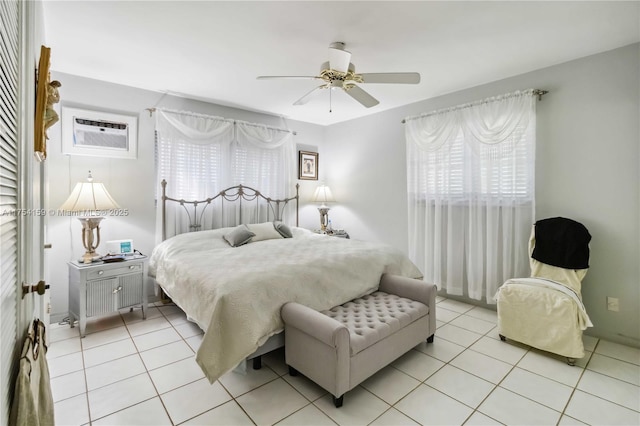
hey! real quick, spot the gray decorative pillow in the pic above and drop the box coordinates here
[273,221,293,238]
[223,224,255,247]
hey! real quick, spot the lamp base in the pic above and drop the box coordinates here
[78,217,104,264]
[80,252,102,264]
[318,207,330,232]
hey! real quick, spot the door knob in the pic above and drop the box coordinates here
[21,280,49,299]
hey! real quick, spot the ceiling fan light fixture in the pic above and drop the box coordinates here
[328,41,351,73]
[258,42,421,110]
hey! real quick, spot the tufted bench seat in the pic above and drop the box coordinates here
[281,274,436,407]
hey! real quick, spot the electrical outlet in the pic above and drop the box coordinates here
[607,297,619,312]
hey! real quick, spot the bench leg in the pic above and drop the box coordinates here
[333,395,343,408]
[252,356,262,370]
[288,365,298,376]
[427,334,434,344]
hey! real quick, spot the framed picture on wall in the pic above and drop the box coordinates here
[298,151,318,180]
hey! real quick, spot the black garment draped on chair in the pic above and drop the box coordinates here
[532,217,591,269]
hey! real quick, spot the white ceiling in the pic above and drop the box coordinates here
[42,1,640,126]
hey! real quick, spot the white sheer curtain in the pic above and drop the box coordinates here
[406,90,536,301]
[234,122,295,199]
[155,109,295,241]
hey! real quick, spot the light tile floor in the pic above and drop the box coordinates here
[48,298,640,426]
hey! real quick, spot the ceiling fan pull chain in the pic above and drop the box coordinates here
[329,85,332,113]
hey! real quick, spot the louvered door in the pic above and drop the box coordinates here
[0,1,20,424]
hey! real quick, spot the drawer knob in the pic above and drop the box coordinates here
[129,265,135,270]
[98,270,104,275]
[112,286,123,294]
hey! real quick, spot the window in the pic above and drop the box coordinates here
[406,90,537,301]
[154,109,295,238]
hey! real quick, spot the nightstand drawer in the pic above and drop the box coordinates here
[87,262,143,280]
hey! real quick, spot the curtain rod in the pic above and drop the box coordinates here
[145,107,297,135]
[401,89,548,124]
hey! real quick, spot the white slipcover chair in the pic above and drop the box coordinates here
[495,217,593,365]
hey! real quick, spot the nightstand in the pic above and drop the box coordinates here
[68,256,147,337]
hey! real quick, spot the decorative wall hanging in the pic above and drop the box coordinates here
[34,45,61,161]
[298,151,318,180]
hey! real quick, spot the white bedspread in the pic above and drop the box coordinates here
[149,227,422,382]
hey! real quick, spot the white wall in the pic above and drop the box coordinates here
[46,73,325,322]
[324,44,640,347]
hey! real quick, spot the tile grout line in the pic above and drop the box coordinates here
[84,307,167,425]
[122,305,174,425]
[135,302,230,424]
[424,311,575,424]
[556,342,596,425]
[434,321,518,425]
[78,326,92,426]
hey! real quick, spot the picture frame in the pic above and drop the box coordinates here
[298,150,318,180]
[61,106,138,159]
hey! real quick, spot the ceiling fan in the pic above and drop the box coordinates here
[257,42,420,109]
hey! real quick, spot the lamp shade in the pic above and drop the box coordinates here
[59,173,120,213]
[311,185,335,206]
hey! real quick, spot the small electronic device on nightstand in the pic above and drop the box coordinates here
[106,239,133,255]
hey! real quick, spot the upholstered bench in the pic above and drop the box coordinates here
[281,273,436,407]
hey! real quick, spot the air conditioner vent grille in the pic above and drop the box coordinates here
[75,118,127,130]
[73,116,129,150]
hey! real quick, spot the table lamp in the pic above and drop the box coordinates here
[59,171,120,263]
[311,184,335,232]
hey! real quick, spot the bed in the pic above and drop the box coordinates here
[149,181,423,383]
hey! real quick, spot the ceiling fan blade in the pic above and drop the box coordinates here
[293,85,326,105]
[328,44,351,73]
[344,85,379,108]
[257,75,322,80]
[358,72,421,84]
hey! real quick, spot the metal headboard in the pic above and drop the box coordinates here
[161,180,299,241]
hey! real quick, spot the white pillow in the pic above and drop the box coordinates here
[246,222,284,242]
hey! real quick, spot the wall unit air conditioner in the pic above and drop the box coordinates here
[62,107,138,159]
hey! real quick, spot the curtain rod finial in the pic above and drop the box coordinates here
[534,89,549,101]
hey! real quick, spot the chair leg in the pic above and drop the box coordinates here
[566,357,576,366]
[427,334,434,344]
[252,356,262,370]
[333,395,343,408]
[288,365,298,376]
